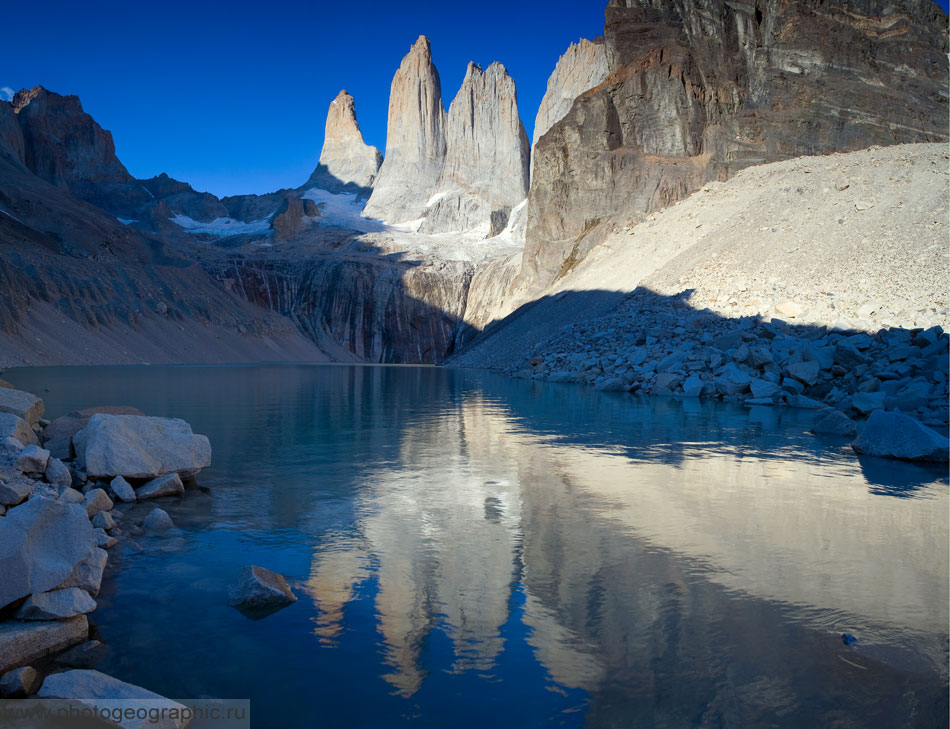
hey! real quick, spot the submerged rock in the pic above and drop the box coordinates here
[851,410,949,462]
[227,565,297,616]
[136,472,184,500]
[73,414,211,479]
[143,508,175,534]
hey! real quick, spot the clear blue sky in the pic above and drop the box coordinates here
[2,1,947,197]
[0,0,605,196]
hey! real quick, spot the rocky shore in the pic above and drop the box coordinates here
[513,289,949,463]
[0,383,212,721]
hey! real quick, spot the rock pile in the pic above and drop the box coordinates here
[0,386,212,705]
[516,290,949,462]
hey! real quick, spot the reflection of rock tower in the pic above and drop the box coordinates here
[304,394,524,696]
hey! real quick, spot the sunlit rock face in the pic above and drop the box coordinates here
[363,36,447,223]
[531,38,609,151]
[521,0,950,292]
[307,90,382,195]
[419,62,530,236]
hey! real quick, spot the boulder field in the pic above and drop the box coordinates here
[0,387,212,709]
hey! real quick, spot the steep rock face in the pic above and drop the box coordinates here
[419,62,530,235]
[11,87,152,215]
[522,0,950,292]
[363,36,447,223]
[205,248,472,363]
[139,173,228,222]
[532,38,609,149]
[0,101,25,166]
[307,90,382,196]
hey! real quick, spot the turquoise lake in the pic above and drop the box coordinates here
[5,364,948,728]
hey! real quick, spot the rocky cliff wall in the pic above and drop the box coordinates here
[307,90,382,196]
[520,0,950,293]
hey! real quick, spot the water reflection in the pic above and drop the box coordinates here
[6,365,948,728]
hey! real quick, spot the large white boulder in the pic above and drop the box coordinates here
[37,670,190,729]
[851,410,949,462]
[73,414,211,479]
[0,497,97,609]
[0,388,43,426]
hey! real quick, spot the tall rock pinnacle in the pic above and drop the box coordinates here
[420,62,530,235]
[532,38,608,149]
[307,90,382,195]
[363,36,447,223]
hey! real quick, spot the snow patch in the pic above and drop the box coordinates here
[169,214,272,237]
[300,188,386,233]
[116,217,138,225]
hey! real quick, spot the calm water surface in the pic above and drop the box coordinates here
[6,365,948,728]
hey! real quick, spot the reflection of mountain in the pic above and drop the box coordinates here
[301,376,948,712]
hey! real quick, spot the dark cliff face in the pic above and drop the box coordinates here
[203,250,473,364]
[522,0,950,290]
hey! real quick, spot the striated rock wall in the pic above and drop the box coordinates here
[531,38,609,150]
[0,101,25,166]
[521,0,950,293]
[419,63,530,235]
[363,36,447,223]
[307,90,382,196]
[204,251,473,364]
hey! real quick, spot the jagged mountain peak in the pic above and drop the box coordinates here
[307,89,382,196]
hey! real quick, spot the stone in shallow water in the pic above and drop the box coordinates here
[812,410,857,437]
[110,475,136,503]
[74,414,211,479]
[0,496,97,609]
[136,473,184,500]
[0,616,88,674]
[37,669,190,729]
[228,565,297,618]
[852,410,949,462]
[15,587,97,620]
[143,508,175,534]
[54,639,108,669]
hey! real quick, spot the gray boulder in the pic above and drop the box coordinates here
[44,457,72,489]
[852,391,886,415]
[14,444,50,474]
[91,510,116,531]
[54,639,108,669]
[82,488,114,519]
[110,475,136,503]
[0,468,33,507]
[0,497,97,609]
[0,413,38,446]
[0,616,89,674]
[682,375,704,397]
[786,361,820,387]
[749,378,780,400]
[57,547,108,597]
[143,508,175,534]
[0,388,43,426]
[852,410,949,462]
[74,414,211,479]
[38,670,190,729]
[227,565,297,611]
[41,406,145,461]
[715,363,751,395]
[0,665,41,697]
[812,410,857,437]
[136,473,184,500]
[16,587,97,620]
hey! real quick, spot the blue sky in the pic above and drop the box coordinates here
[0,1,605,196]
[2,1,947,197]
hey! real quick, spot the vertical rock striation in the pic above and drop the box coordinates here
[419,62,530,235]
[520,0,950,293]
[363,36,447,223]
[0,101,25,166]
[307,90,382,196]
